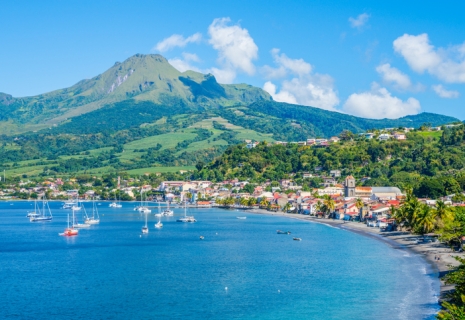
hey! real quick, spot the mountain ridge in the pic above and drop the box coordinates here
[0,54,272,134]
[0,53,460,138]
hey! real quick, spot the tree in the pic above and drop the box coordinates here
[437,257,465,319]
[435,200,454,228]
[260,198,269,208]
[394,188,422,231]
[355,198,364,220]
[282,202,292,213]
[195,161,205,171]
[413,204,436,236]
[241,183,255,194]
[315,200,323,216]
[339,130,355,141]
[323,195,335,219]
[247,197,257,207]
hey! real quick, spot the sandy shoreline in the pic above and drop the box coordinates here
[246,208,464,301]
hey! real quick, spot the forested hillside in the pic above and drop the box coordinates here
[194,125,465,199]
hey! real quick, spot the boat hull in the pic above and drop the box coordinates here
[30,217,52,222]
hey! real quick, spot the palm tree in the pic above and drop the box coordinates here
[315,200,323,217]
[185,192,192,202]
[415,204,436,236]
[260,198,269,208]
[282,202,292,213]
[394,188,422,231]
[240,197,249,207]
[323,195,335,219]
[247,197,257,207]
[223,197,235,207]
[355,198,364,221]
[435,200,454,228]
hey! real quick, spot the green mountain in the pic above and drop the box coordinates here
[0,53,460,178]
[0,54,271,134]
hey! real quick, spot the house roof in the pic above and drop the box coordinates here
[372,187,401,194]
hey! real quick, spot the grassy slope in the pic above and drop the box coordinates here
[5,117,272,177]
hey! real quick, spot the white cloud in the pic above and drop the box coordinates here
[207,17,258,82]
[262,49,339,111]
[168,58,200,73]
[154,33,202,52]
[262,49,312,79]
[343,83,421,119]
[168,52,202,73]
[432,84,460,98]
[207,67,236,84]
[393,33,465,83]
[181,52,200,62]
[349,13,370,29]
[375,63,419,91]
[263,81,297,104]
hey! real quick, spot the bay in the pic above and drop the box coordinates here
[0,201,439,319]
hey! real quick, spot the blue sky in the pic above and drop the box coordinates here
[1,0,465,119]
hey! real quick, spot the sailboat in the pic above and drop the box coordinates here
[162,201,174,216]
[142,209,149,233]
[176,201,196,223]
[59,212,79,236]
[154,203,163,228]
[136,190,151,213]
[30,195,53,222]
[73,202,91,228]
[85,197,100,224]
[63,195,78,209]
[154,202,163,217]
[26,199,40,218]
[71,198,82,211]
[109,190,122,208]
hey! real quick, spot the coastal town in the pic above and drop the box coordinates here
[1,170,463,235]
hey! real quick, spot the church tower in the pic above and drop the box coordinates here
[344,175,356,197]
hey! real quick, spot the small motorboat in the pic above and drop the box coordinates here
[277,230,291,234]
[293,237,302,241]
[236,216,247,220]
[199,236,204,240]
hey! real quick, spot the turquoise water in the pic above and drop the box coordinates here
[0,201,439,319]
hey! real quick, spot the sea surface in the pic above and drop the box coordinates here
[0,201,440,319]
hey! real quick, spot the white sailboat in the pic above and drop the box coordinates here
[85,197,100,224]
[176,201,196,223]
[162,201,174,216]
[30,195,53,222]
[73,202,90,228]
[62,196,78,209]
[154,202,163,217]
[136,189,151,213]
[142,209,149,234]
[109,190,122,208]
[72,198,82,211]
[154,202,163,228]
[26,199,40,218]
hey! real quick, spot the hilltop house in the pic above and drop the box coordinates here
[393,132,406,140]
[330,170,341,178]
[378,134,390,141]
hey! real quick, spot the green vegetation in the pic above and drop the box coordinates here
[195,126,465,199]
[438,257,465,319]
